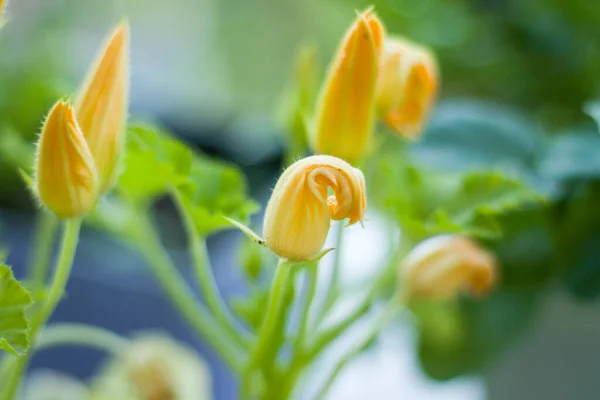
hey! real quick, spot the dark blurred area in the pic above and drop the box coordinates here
[1,0,600,399]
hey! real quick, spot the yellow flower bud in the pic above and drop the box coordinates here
[75,21,130,194]
[377,37,438,140]
[263,155,367,260]
[400,235,496,300]
[35,100,98,218]
[312,9,384,164]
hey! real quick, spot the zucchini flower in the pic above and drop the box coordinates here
[90,333,212,400]
[312,9,384,164]
[400,235,496,300]
[263,155,367,260]
[34,100,98,218]
[377,37,438,140]
[75,21,130,193]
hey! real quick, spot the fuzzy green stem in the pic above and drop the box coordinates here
[28,211,58,286]
[171,189,253,349]
[37,323,128,355]
[1,218,81,400]
[242,259,292,397]
[131,213,245,373]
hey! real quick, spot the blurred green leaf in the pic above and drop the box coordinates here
[485,208,555,291]
[584,101,600,131]
[174,159,258,236]
[415,289,538,380]
[118,125,193,204]
[119,124,257,236]
[0,264,33,356]
[412,101,540,171]
[372,152,544,239]
[539,131,600,181]
[557,182,600,299]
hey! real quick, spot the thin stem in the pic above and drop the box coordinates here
[318,221,344,321]
[28,211,58,286]
[131,212,244,373]
[243,259,292,396]
[315,298,404,399]
[294,263,318,353]
[36,323,128,355]
[171,189,253,348]
[1,218,82,400]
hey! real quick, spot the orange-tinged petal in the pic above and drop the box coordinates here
[263,155,367,260]
[377,37,439,140]
[35,100,98,218]
[75,21,130,193]
[312,9,384,164]
[400,235,496,300]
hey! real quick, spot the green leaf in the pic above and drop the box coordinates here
[584,101,600,132]
[415,289,538,380]
[539,131,600,181]
[0,264,33,356]
[412,100,541,173]
[371,152,545,239]
[174,159,258,236]
[118,125,193,203]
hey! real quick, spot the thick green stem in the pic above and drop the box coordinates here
[315,298,404,399]
[131,212,244,373]
[242,259,292,397]
[36,323,128,355]
[28,211,58,286]
[1,218,81,400]
[171,190,253,348]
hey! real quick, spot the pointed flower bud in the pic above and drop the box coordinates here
[312,9,384,164]
[400,235,496,300]
[75,21,130,194]
[377,37,438,140]
[263,155,367,260]
[35,100,98,218]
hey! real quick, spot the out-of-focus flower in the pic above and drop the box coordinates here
[377,37,438,140]
[263,155,367,260]
[0,0,7,28]
[90,333,212,400]
[75,21,130,194]
[35,100,98,218]
[23,370,89,400]
[312,9,384,164]
[400,235,496,300]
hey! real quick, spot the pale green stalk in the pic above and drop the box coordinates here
[1,219,81,400]
[28,211,58,286]
[131,212,245,373]
[37,323,128,355]
[171,189,253,348]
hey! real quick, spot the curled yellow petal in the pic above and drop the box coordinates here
[35,100,98,218]
[312,9,384,164]
[400,235,496,300]
[263,155,367,261]
[377,37,438,140]
[75,21,130,193]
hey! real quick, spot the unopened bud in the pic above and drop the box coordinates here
[312,9,384,164]
[34,100,98,218]
[400,235,496,300]
[75,21,130,194]
[263,155,367,260]
[377,37,438,140]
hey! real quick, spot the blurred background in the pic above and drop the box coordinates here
[1,0,600,399]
